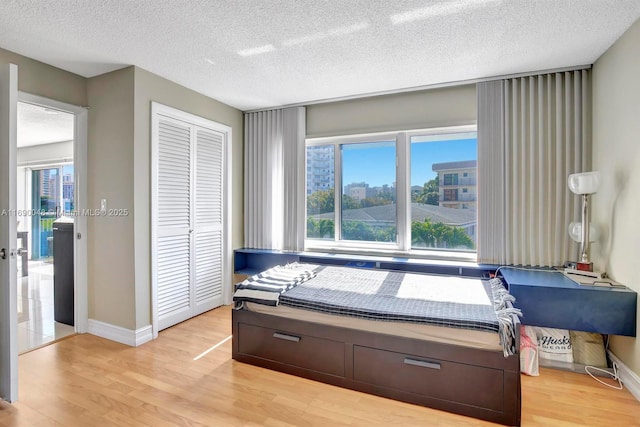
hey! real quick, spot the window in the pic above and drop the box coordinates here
[443,188,458,201]
[306,145,335,239]
[410,130,477,251]
[306,126,477,254]
[341,142,396,243]
[30,164,74,259]
[443,173,458,186]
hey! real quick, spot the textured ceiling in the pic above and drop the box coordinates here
[1,1,640,111]
[17,102,74,148]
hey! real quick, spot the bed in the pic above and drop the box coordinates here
[231,264,522,426]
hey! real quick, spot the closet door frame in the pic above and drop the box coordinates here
[150,102,232,338]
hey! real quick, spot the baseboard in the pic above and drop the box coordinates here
[88,319,153,347]
[608,350,640,402]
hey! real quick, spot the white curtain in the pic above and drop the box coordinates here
[282,107,306,251]
[244,107,306,250]
[477,80,506,264]
[477,70,590,266]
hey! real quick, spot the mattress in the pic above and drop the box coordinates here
[279,265,502,333]
[243,301,503,351]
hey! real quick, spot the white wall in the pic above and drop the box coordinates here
[86,67,136,330]
[17,140,73,166]
[592,17,640,376]
[306,84,476,138]
[0,48,86,107]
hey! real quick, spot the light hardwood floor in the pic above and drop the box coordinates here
[1,305,639,426]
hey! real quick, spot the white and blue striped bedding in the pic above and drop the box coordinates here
[234,264,520,355]
[233,263,317,306]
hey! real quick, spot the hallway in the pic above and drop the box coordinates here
[17,260,74,354]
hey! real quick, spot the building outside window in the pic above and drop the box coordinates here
[306,145,335,195]
[432,160,477,211]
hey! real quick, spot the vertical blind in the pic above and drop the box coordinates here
[477,70,590,266]
[244,107,306,250]
[477,80,506,264]
[282,107,306,251]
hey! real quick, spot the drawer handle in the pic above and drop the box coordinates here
[273,332,301,343]
[404,358,441,370]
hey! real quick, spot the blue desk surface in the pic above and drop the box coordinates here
[500,268,637,336]
[234,248,497,278]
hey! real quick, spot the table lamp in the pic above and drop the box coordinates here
[567,171,600,272]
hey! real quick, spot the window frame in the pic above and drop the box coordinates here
[304,125,477,259]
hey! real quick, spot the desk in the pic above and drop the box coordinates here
[234,248,496,278]
[17,231,28,277]
[500,268,637,336]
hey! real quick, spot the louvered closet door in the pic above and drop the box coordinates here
[156,118,194,330]
[192,128,224,314]
[152,103,230,334]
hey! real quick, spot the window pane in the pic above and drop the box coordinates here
[341,141,396,243]
[410,132,477,251]
[62,164,75,212]
[444,173,458,185]
[306,145,335,239]
[443,188,458,201]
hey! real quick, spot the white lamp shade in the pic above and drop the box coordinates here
[568,221,600,243]
[568,171,600,195]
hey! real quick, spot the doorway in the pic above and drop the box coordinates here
[16,102,76,353]
[2,65,88,402]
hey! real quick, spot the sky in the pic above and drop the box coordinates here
[39,165,73,178]
[342,137,477,188]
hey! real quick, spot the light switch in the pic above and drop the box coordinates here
[100,198,107,214]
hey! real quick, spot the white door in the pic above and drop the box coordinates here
[151,103,230,334]
[154,115,194,330]
[0,63,19,402]
[193,128,225,312]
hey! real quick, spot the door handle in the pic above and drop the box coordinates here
[17,248,27,257]
[0,248,5,259]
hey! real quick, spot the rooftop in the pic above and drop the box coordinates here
[432,160,477,172]
[313,203,476,226]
